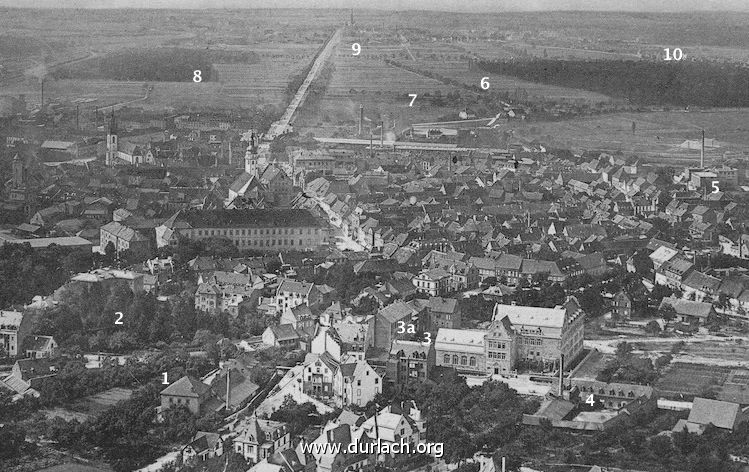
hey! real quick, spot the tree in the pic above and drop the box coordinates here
[351,295,380,317]
[616,341,633,359]
[161,405,196,442]
[269,396,319,435]
[645,320,661,334]
[0,423,27,459]
[103,241,116,266]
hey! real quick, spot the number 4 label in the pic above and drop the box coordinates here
[586,394,596,406]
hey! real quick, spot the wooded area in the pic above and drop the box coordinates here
[478,58,749,107]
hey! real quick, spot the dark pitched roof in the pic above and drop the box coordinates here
[179,209,323,228]
[160,375,211,397]
[428,296,458,314]
[186,431,222,453]
[271,324,300,342]
[15,358,60,381]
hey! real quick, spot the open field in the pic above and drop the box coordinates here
[504,109,749,164]
[294,38,467,136]
[44,387,133,422]
[0,8,332,115]
[37,464,113,472]
[655,362,749,403]
[414,59,614,102]
[569,350,614,381]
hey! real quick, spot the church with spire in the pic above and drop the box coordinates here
[227,130,295,208]
[105,110,118,166]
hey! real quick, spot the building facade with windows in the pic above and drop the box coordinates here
[0,310,25,358]
[434,299,585,376]
[159,209,329,251]
[435,328,486,374]
[389,340,434,389]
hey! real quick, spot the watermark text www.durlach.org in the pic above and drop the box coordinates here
[301,438,444,458]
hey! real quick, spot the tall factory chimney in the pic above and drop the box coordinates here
[380,121,384,147]
[700,129,705,169]
[358,105,363,136]
[225,368,231,413]
[558,354,565,396]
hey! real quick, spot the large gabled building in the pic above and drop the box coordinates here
[435,299,585,376]
[156,209,329,252]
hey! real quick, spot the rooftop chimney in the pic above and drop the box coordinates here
[358,105,364,136]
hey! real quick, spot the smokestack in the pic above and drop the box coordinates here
[380,121,384,147]
[700,129,705,168]
[558,354,564,396]
[40,78,44,111]
[370,133,373,159]
[226,367,231,412]
[358,105,363,135]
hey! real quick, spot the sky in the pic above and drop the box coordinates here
[1,0,748,11]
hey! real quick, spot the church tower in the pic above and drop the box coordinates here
[12,153,25,190]
[244,131,258,176]
[106,110,118,166]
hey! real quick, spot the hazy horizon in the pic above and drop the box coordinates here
[1,0,748,12]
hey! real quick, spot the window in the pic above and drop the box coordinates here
[469,357,476,367]
[461,356,467,365]
[444,354,450,364]
[452,355,458,364]
[375,378,379,384]
[357,380,361,386]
